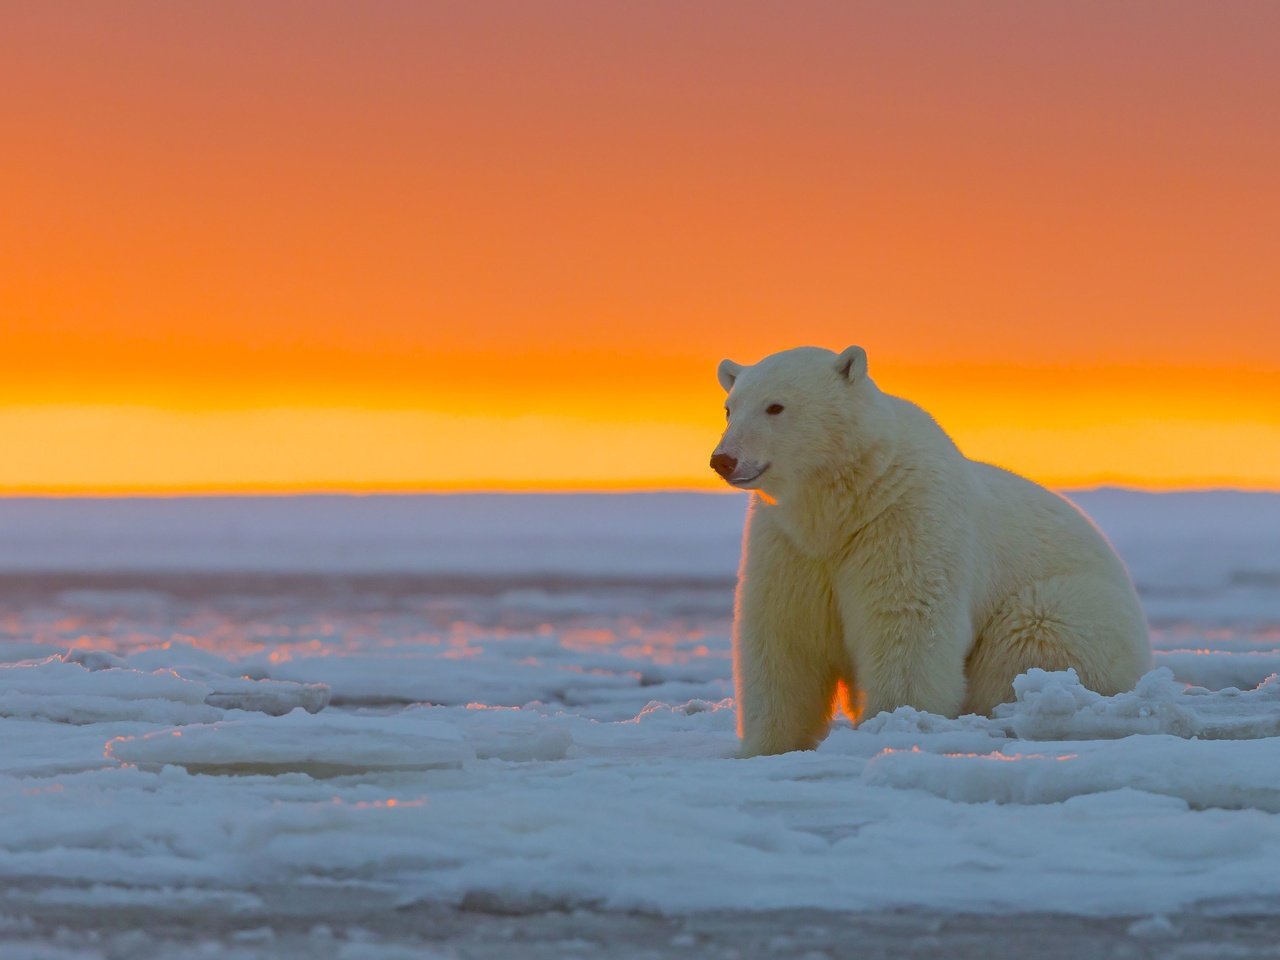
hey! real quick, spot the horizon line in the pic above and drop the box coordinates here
[2,481,1278,499]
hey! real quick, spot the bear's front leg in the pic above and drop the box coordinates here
[835,561,970,722]
[734,511,845,757]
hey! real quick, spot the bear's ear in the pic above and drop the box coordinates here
[834,345,868,383]
[717,359,744,392]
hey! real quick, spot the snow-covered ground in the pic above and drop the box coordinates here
[2,491,1279,955]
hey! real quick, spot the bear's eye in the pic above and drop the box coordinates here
[724,407,731,421]
[766,403,784,415]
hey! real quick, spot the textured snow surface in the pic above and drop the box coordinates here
[1,491,1279,919]
[0,655,330,725]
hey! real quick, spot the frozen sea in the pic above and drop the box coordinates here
[2,490,1279,959]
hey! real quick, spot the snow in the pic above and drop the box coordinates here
[864,737,1280,811]
[107,710,476,774]
[0,655,329,724]
[1154,649,1280,691]
[995,667,1280,740]
[3,488,1276,591]
[1,491,1279,924]
[0,493,747,577]
[0,657,222,725]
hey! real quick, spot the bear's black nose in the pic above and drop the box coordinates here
[710,453,738,479]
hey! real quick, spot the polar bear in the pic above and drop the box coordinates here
[711,345,1151,756]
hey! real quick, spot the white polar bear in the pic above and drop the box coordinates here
[710,345,1151,756]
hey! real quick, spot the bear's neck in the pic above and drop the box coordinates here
[766,431,907,561]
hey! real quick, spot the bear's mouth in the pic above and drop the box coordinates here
[728,464,770,488]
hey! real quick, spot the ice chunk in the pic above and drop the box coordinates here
[121,641,251,677]
[266,651,638,708]
[107,710,474,775]
[62,648,128,671]
[996,668,1201,739]
[0,657,221,725]
[1127,914,1179,939]
[2,656,209,703]
[858,705,1004,737]
[184,669,330,716]
[995,668,1280,741]
[1155,649,1280,692]
[0,655,328,723]
[864,736,1280,811]
[856,667,1280,745]
[434,705,572,761]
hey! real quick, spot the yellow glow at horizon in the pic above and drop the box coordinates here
[5,385,1277,494]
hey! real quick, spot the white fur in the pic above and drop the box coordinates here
[713,346,1151,757]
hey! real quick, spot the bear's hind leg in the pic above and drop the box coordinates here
[964,574,1150,715]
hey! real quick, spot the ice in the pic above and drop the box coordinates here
[263,649,641,709]
[1155,649,1280,691]
[857,667,1280,743]
[336,943,451,960]
[864,737,1280,811]
[1,491,1279,926]
[196,672,331,716]
[999,667,1208,739]
[66,646,330,715]
[0,494,747,578]
[0,719,151,778]
[1127,914,1179,939]
[0,657,221,725]
[3,489,1276,593]
[412,706,574,761]
[0,655,328,724]
[106,711,475,775]
[117,642,257,677]
[996,667,1280,741]
[106,704,572,773]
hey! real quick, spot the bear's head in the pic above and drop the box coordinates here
[710,345,876,499]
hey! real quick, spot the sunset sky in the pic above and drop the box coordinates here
[4,2,1278,493]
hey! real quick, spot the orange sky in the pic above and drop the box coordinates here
[3,2,1279,492]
